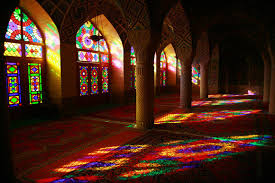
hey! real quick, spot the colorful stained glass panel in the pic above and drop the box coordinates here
[5,7,22,40]
[130,57,136,66]
[162,70,166,86]
[102,67,108,93]
[25,44,42,58]
[6,62,21,107]
[130,47,135,57]
[76,21,99,51]
[80,66,88,96]
[22,12,43,43]
[4,42,22,57]
[99,39,108,52]
[78,51,99,62]
[91,66,99,94]
[160,51,166,61]
[28,63,42,104]
[130,68,136,89]
[101,54,109,63]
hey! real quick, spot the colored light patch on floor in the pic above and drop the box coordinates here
[192,99,256,107]
[154,109,261,124]
[40,135,271,182]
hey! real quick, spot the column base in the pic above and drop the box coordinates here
[135,121,154,130]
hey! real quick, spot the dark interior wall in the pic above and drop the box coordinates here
[218,43,264,95]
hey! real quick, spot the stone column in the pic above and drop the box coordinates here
[0,3,18,182]
[176,47,193,109]
[200,63,209,98]
[123,42,131,104]
[269,65,275,113]
[261,51,271,103]
[267,42,275,114]
[128,30,160,129]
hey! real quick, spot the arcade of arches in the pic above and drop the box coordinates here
[2,0,275,182]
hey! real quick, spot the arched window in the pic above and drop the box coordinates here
[76,21,110,96]
[192,66,200,85]
[4,7,44,107]
[160,51,168,87]
[130,46,136,89]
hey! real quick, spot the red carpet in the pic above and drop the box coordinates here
[12,93,275,182]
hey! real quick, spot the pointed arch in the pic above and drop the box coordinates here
[20,0,61,107]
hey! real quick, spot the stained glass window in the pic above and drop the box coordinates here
[22,12,43,43]
[101,54,109,63]
[130,47,136,66]
[4,7,45,107]
[6,62,21,107]
[91,66,99,94]
[5,7,22,40]
[99,39,108,52]
[78,51,99,62]
[25,44,42,58]
[130,47,136,90]
[192,66,200,85]
[80,66,89,96]
[160,51,167,87]
[102,67,108,93]
[28,63,43,104]
[4,42,22,57]
[76,21,99,51]
[76,20,110,96]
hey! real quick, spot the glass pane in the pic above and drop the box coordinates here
[101,54,109,63]
[22,12,43,43]
[76,21,99,51]
[6,62,21,107]
[78,51,99,62]
[162,70,166,86]
[91,66,99,94]
[5,7,22,40]
[102,67,108,93]
[99,39,108,52]
[4,42,22,57]
[28,63,43,104]
[79,66,88,96]
[130,57,136,66]
[130,47,135,57]
[25,44,42,58]
[130,68,136,89]
[192,77,198,85]
[160,51,166,62]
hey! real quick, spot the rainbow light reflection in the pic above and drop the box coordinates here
[154,109,261,124]
[208,94,245,98]
[38,135,271,182]
[192,99,256,107]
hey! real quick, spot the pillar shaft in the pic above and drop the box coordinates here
[200,63,209,98]
[263,60,271,103]
[128,30,160,129]
[269,66,275,113]
[180,63,192,108]
[135,51,155,129]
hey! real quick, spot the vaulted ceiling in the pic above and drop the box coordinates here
[25,0,275,55]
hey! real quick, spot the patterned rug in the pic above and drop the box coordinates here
[34,131,275,183]
[12,119,144,182]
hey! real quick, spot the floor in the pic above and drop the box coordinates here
[12,93,275,183]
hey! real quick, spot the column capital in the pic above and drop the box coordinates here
[175,47,193,66]
[127,29,161,54]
